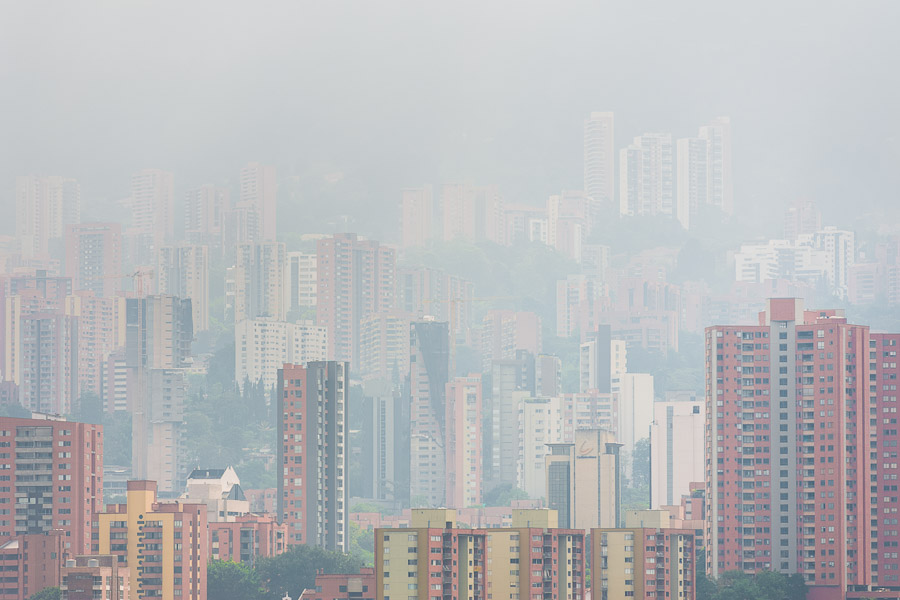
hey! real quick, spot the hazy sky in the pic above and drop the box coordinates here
[2,1,898,237]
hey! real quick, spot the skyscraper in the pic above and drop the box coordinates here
[583,111,615,216]
[283,251,317,314]
[705,298,873,594]
[156,244,210,331]
[65,292,126,403]
[399,186,434,248]
[445,374,482,508]
[649,396,704,509]
[0,414,103,555]
[698,116,733,215]
[128,169,175,250]
[408,320,449,507]
[239,162,277,241]
[65,222,123,297]
[316,233,396,369]
[184,184,229,248]
[125,295,193,495]
[234,242,286,324]
[619,133,674,218]
[15,175,81,258]
[675,136,708,230]
[277,362,349,551]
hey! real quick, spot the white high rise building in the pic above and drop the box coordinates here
[15,175,81,257]
[235,318,328,390]
[619,133,674,218]
[129,169,175,248]
[583,112,615,215]
[649,396,705,508]
[239,162,277,241]
[698,116,733,215]
[675,137,708,230]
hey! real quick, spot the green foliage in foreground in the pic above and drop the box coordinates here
[207,544,368,600]
[27,588,60,600]
[697,570,807,600]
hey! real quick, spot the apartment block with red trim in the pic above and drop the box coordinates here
[375,509,585,600]
[0,415,102,556]
[209,513,287,565]
[277,361,349,551]
[705,298,891,600]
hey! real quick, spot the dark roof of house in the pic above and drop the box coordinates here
[188,468,226,480]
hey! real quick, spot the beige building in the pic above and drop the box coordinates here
[235,318,328,390]
[519,397,561,500]
[545,429,621,530]
[157,244,210,331]
[591,518,696,600]
[375,509,586,600]
[180,466,250,524]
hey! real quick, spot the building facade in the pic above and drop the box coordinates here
[94,480,206,600]
[277,362,349,550]
[0,415,103,555]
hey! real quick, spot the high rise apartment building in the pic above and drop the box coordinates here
[481,310,541,372]
[396,266,474,343]
[184,184,229,248]
[591,523,696,600]
[64,222,122,297]
[649,397,704,509]
[704,298,886,598]
[359,312,411,382]
[128,169,175,250]
[375,509,586,600]
[277,362,349,551]
[65,293,126,402]
[234,242,286,323]
[284,251,317,313]
[361,379,409,505]
[0,415,103,555]
[409,321,450,507]
[234,318,328,390]
[239,162,277,241]
[583,112,615,217]
[400,186,434,248]
[619,133,674,219]
[157,244,210,331]
[15,175,81,258]
[125,295,193,494]
[675,137,707,230]
[94,480,207,600]
[316,233,396,369]
[440,184,504,244]
[0,531,66,600]
[445,375,482,509]
[698,116,733,215]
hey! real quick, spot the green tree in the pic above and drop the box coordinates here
[256,546,365,600]
[702,570,808,600]
[207,561,264,600]
[27,588,60,600]
[102,410,132,466]
[482,483,529,507]
[74,392,103,425]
